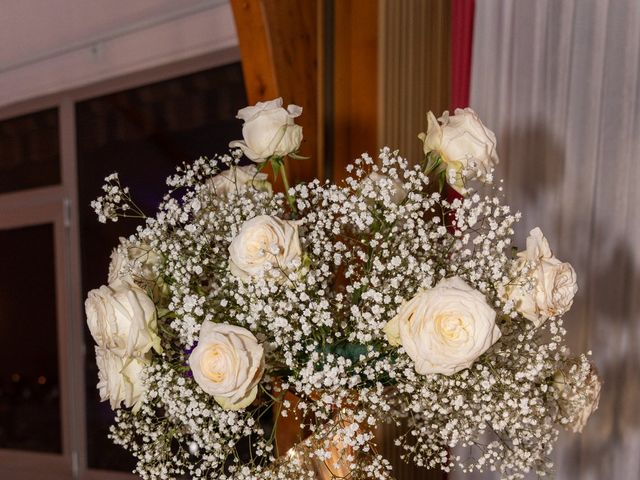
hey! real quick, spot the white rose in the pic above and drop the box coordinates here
[229,98,303,162]
[95,346,147,411]
[419,108,498,193]
[85,280,161,357]
[362,172,407,205]
[383,277,501,375]
[506,228,578,327]
[229,215,303,281]
[206,165,272,197]
[188,322,265,410]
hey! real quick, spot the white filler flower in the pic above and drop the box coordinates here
[206,165,271,197]
[229,98,303,161]
[189,322,265,410]
[229,215,302,281]
[361,171,407,205]
[384,276,501,375]
[108,240,162,285]
[419,108,499,192]
[507,227,578,327]
[85,280,161,357]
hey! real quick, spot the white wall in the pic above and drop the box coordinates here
[0,0,238,108]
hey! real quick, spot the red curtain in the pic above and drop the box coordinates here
[447,0,475,205]
[451,0,475,110]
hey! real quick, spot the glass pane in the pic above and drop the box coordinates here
[76,62,247,471]
[0,108,60,194]
[0,223,61,453]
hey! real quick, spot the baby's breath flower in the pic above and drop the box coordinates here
[90,129,596,480]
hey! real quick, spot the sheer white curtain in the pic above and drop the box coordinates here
[453,1,640,479]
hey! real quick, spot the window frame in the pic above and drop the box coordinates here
[0,197,73,480]
[0,48,241,480]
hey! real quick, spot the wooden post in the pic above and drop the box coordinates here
[230,0,321,185]
[332,0,379,181]
[231,2,449,478]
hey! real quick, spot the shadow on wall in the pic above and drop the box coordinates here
[456,122,640,479]
[499,121,565,218]
[499,124,640,479]
[557,236,640,478]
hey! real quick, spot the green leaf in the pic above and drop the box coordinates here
[438,170,446,192]
[270,158,281,178]
[318,342,368,363]
[424,151,442,175]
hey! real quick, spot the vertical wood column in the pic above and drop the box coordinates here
[331,0,379,180]
[231,0,322,184]
[232,1,451,478]
[231,0,322,458]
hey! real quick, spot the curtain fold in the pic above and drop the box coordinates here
[456,1,640,479]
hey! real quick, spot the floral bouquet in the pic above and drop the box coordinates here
[86,99,600,480]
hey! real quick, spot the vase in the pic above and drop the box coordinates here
[274,390,366,479]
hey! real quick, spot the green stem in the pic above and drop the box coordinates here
[279,159,296,214]
[269,391,287,456]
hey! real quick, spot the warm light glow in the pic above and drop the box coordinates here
[38,375,47,385]
[10,373,20,382]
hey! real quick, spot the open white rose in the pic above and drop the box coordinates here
[229,215,302,281]
[86,280,162,357]
[362,171,407,205]
[383,277,501,375]
[229,98,303,162]
[189,322,265,410]
[207,165,271,197]
[419,108,498,193]
[95,346,147,411]
[506,228,578,327]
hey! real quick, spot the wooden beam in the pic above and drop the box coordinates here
[231,0,322,459]
[232,2,450,479]
[230,0,321,185]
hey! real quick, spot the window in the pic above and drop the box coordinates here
[0,184,72,480]
[0,223,61,454]
[0,109,61,194]
[76,63,246,472]
[0,59,246,479]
